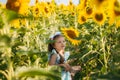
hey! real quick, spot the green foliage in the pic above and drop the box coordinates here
[0,4,120,80]
[0,16,4,29]
[69,22,120,80]
[16,66,61,80]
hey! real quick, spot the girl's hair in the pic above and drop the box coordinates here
[48,34,65,64]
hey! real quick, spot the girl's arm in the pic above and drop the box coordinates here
[48,54,57,65]
[48,54,71,71]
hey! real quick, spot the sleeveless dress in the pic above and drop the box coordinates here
[48,49,72,80]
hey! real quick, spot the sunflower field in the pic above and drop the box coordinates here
[0,0,120,80]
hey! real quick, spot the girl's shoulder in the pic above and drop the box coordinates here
[51,49,58,54]
[48,49,59,61]
[49,49,58,57]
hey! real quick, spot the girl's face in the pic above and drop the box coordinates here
[53,36,66,51]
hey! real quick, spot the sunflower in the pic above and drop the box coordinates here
[32,3,41,17]
[85,6,94,18]
[43,5,51,17]
[77,0,88,12]
[47,1,56,13]
[67,1,75,12]
[18,3,29,15]
[6,0,20,12]
[19,0,30,3]
[35,0,39,3]
[38,2,52,17]
[107,0,120,25]
[61,27,81,46]
[93,9,106,25]
[92,0,108,8]
[6,0,30,14]
[20,19,28,26]
[58,4,68,15]
[78,11,87,24]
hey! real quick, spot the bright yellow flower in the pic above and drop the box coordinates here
[18,3,29,15]
[14,1,20,7]
[10,19,20,28]
[19,0,30,3]
[61,27,81,46]
[85,6,94,18]
[32,3,41,17]
[107,0,120,25]
[39,2,52,17]
[20,19,28,26]
[67,1,75,12]
[6,0,30,15]
[93,9,106,25]
[78,11,87,24]
[35,0,39,4]
[58,4,68,15]
[92,0,108,8]
[47,1,56,13]
[77,0,88,11]
[43,5,51,17]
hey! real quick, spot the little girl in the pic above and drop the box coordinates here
[48,32,81,80]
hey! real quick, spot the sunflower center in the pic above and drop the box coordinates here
[81,16,86,22]
[47,2,50,5]
[114,10,120,16]
[35,8,39,14]
[98,0,104,3]
[84,0,88,7]
[44,7,49,13]
[71,12,75,16]
[86,7,93,15]
[66,30,77,39]
[95,13,103,21]
[114,0,120,7]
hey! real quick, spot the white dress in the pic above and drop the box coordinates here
[48,49,72,80]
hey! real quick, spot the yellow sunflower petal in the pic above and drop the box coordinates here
[78,11,88,24]
[32,3,41,17]
[10,19,20,28]
[61,27,81,46]
[107,0,118,25]
[116,16,120,28]
[92,0,108,9]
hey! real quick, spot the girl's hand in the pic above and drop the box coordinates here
[63,63,71,71]
[70,66,81,77]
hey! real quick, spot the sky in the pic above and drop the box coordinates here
[0,0,80,5]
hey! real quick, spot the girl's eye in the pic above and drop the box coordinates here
[57,41,66,43]
[63,41,66,43]
[58,41,61,43]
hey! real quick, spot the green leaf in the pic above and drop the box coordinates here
[0,35,11,47]
[0,16,4,29]
[17,66,61,80]
[4,9,20,22]
[46,40,56,44]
